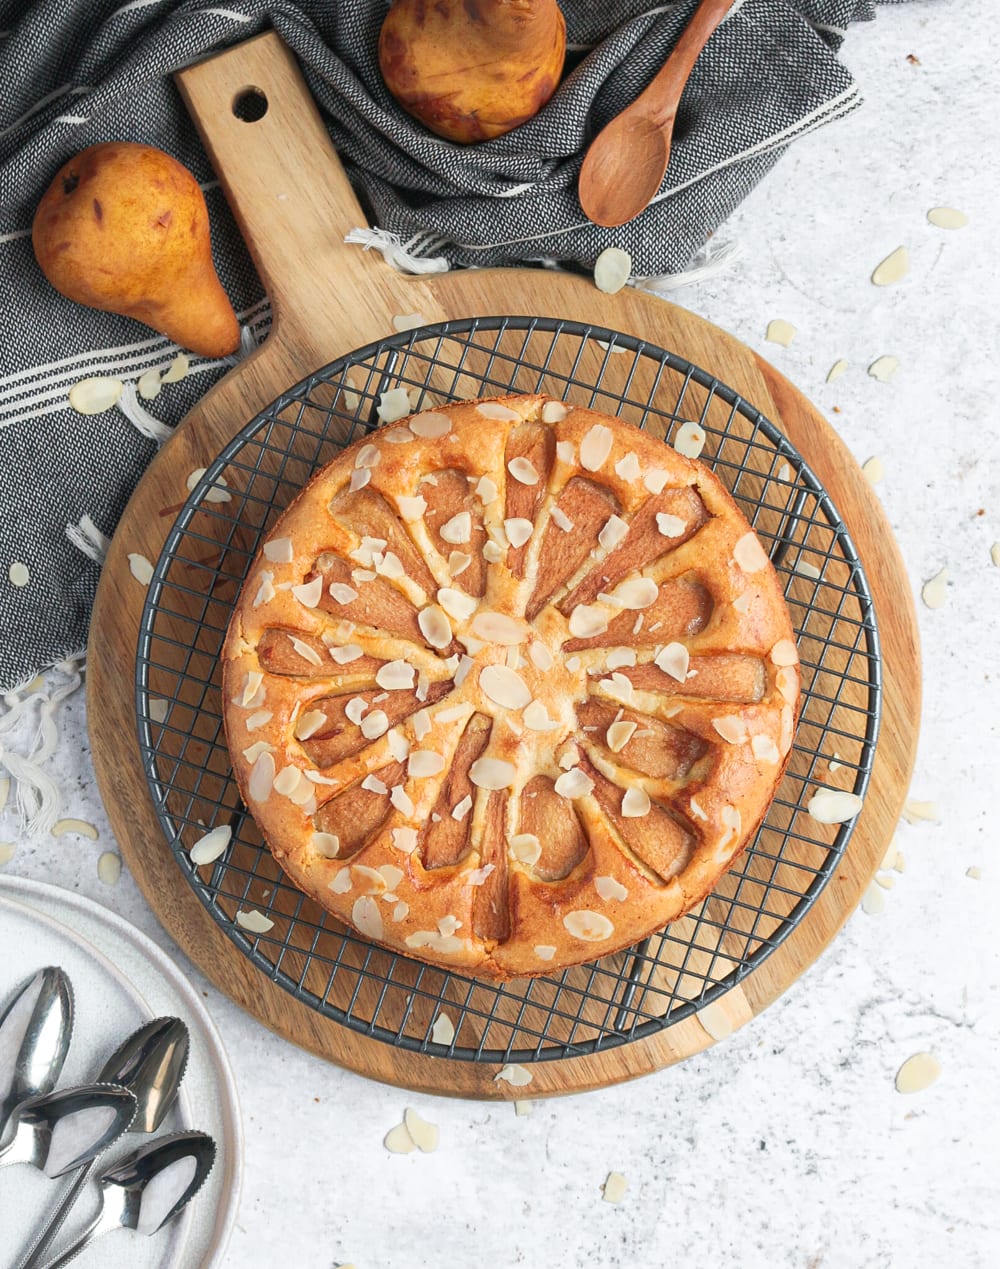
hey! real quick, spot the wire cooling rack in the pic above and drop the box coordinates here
[135,317,880,1065]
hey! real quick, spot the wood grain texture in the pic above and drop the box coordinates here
[86,33,920,1099]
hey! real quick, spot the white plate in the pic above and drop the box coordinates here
[0,876,242,1267]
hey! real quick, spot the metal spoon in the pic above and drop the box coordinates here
[16,1016,190,1269]
[578,0,735,226]
[38,1131,216,1269]
[0,1084,136,1177]
[0,968,74,1141]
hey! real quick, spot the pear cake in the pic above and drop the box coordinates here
[221,393,801,980]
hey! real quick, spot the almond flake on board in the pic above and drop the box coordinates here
[494,1063,533,1087]
[189,825,232,865]
[392,312,426,332]
[807,789,864,824]
[698,1000,733,1041]
[431,1013,455,1045]
[236,908,274,934]
[128,553,154,586]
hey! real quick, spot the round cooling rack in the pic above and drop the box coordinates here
[134,316,880,1067]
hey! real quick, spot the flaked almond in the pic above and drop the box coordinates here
[508,456,539,485]
[766,319,796,347]
[392,826,419,853]
[448,551,472,577]
[345,697,368,725]
[51,818,99,840]
[895,1052,941,1094]
[921,567,948,609]
[263,537,293,563]
[242,740,273,764]
[476,475,498,503]
[927,206,968,230]
[408,749,445,778]
[654,641,689,682]
[656,512,686,537]
[563,910,614,941]
[392,310,424,331]
[384,1122,416,1154]
[770,639,798,667]
[510,833,542,865]
[377,387,411,422]
[477,401,520,421]
[482,541,504,563]
[249,751,275,801]
[471,611,525,644]
[494,1063,533,1087]
[598,672,633,705]
[568,604,608,639]
[550,506,573,532]
[523,700,559,732]
[712,715,748,744]
[437,587,477,621]
[534,945,556,961]
[431,1012,456,1046]
[554,767,594,799]
[615,452,641,482]
[598,514,629,551]
[387,729,410,762]
[580,423,614,471]
[751,734,780,764]
[273,765,305,797]
[808,788,863,824]
[241,670,264,707]
[872,245,909,286]
[734,532,768,573]
[186,468,231,503]
[480,664,532,710]
[253,572,275,607]
[292,576,323,608]
[466,863,496,886]
[411,710,431,741]
[826,358,849,383]
[593,246,631,294]
[236,908,274,934]
[902,798,938,824]
[128,553,154,586]
[289,636,323,666]
[409,410,452,437]
[187,824,232,867]
[383,427,412,444]
[376,660,416,690]
[451,794,473,821]
[602,1172,629,1204]
[439,511,472,544]
[529,642,554,671]
[294,710,328,740]
[329,868,353,894]
[542,400,569,423]
[503,518,533,548]
[352,894,384,939]
[69,375,123,414]
[698,1000,733,1041]
[397,494,427,521]
[595,875,628,901]
[354,443,380,470]
[360,709,389,740]
[361,775,388,795]
[673,422,706,459]
[621,786,651,817]
[312,831,341,858]
[606,720,637,752]
[644,469,669,494]
[605,648,636,670]
[161,353,189,383]
[862,456,885,485]
[329,583,359,605]
[868,355,899,383]
[418,605,452,649]
[469,757,515,790]
[608,577,658,610]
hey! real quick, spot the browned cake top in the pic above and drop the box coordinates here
[222,393,800,979]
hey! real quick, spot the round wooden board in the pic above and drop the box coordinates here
[87,33,921,1099]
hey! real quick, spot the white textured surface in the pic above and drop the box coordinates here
[3,2,999,1266]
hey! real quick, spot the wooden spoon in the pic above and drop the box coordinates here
[578,0,735,228]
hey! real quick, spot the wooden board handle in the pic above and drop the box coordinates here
[175,31,412,366]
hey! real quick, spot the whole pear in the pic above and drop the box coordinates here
[32,141,240,358]
[379,0,566,143]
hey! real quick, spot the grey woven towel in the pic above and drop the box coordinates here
[0,0,912,692]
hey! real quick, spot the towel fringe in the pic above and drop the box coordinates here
[117,380,174,445]
[65,513,110,566]
[632,239,744,294]
[0,655,83,833]
[345,227,450,276]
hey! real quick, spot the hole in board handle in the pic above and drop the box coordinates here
[233,88,268,122]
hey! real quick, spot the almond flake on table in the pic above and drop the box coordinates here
[383,1121,416,1154]
[901,798,938,824]
[97,852,121,886]
[0,842,17,865]
[602,1172,629,1204]
[921,567,948,609]
[868,355,900,383]
[51,818,98,840]
[765,319,796,347]
[991,543,1000,567]
[966,865,982,880]
[861,882,885,915]
[826,358,849,383]
[404,1107,440,1153]
[895,1052,941,1094]
[927,206,968,230]
[871,246,909,286]
[862,456,885,485]
[514,1100,533,1116]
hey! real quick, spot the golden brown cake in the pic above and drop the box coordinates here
[221,393,800,980]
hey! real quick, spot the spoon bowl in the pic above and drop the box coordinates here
[0,1084,136,1177]
[578,0,735,227]
[0,967,74,1139]
[39,1131,216,1269]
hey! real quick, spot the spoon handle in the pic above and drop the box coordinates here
[36,1201,117,1269]
[635,0,735,127]
[15,1161,94,1269]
